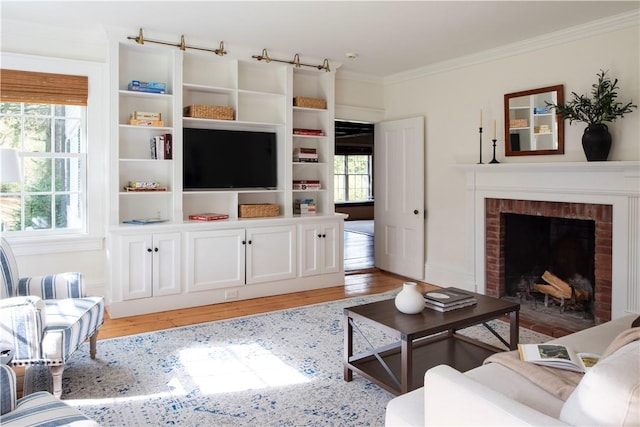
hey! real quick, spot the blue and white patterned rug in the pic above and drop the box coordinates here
[34,291,551,426]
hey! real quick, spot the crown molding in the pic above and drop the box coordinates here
[335,70,384,85]
[384,9,639,85]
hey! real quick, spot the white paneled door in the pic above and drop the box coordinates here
[374,116,425,280]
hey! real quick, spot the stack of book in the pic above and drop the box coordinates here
[128,80,167,94]
[293,128,324,136]
[150,134,173,160]
[129,111,164,127]
[294,198,316,215]
[124,181,167,192]
[293,147,318,162]
[293,180,321,190]
[188,213,229,221]
[423,287,477,312]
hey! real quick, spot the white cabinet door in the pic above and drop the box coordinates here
[152,232,182,296]
[320,221,341,274]
[246,225,296,284]
[120,232,182,301]
[121,234,153,300]
[186,229,245,292]
[299,221,342,277]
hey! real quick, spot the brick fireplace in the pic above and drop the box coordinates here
[462,161,640,325]
[484,198,612,324]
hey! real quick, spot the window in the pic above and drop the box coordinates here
[0,102,86,233]
[334,154,373,202]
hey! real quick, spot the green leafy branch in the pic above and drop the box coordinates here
[547,70,637,125]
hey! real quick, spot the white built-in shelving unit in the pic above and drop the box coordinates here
[107,38,343,318]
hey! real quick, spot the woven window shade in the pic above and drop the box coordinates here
[0,69,88,106]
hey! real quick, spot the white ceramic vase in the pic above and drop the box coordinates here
[394,282,425,314]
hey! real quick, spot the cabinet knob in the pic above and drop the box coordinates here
[317,234,322,238]
[154,247,159,252]
[242,240,246,245]
[248,240,252,245]
[322,234,327,238]
[147,248,152,253]
[414,209,419,215]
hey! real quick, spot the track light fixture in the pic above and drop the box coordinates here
[127,28,227,56]
[252,49,331,72]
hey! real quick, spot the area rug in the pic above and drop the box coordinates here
[35,292,551,426]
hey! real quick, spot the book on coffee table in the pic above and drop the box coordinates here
[518,343,600,373]
[424,299,477,312]
[423,287,476,307]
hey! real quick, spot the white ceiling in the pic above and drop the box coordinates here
[2,1,638,78]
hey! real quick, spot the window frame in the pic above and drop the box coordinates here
[334,154,373,203]
[1,53,106,255]
[1,102,88,235]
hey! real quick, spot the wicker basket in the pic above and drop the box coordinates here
[509,119,528,128]
[239,203,280,218]
[183,104,234,120]
[293,97,326,109]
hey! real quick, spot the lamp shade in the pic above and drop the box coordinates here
[0,148,22,183]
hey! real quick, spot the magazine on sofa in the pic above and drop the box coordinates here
[518,343,600,373]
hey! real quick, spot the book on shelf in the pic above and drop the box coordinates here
[293,180,321,190]
[122,218,168,225]
[131,111,162,121]
[423,287,476,307]
[293,128,324,136]
[293,147,319,162]
[123,186,167,192]
[294,198,316,215]
[518,343,600,373]
[150,134,173,160]
[128,80,166,94]
[188,213,229,221]
[424,299,477,312]
[127,181,161,189]
[129,119,165,127]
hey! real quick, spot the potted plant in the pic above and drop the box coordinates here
[547,69,637,161]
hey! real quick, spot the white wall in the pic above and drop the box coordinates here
[383,24,640,287]
[2,16,638,297]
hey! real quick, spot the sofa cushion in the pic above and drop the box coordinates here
[559,340,639,426]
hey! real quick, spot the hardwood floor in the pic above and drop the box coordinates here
[98,270,436,340]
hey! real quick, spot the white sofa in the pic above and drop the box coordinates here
[385,314,639,426]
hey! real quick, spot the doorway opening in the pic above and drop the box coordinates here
[334,120,375,273]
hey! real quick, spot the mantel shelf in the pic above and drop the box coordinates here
[456,161,640,174]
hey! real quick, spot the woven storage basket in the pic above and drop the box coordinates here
[509,118,528,128]
[184,104,234,120]
[293,97,326,109]
[239,203,280,218]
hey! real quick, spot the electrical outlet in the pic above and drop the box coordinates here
[224,290,238,300]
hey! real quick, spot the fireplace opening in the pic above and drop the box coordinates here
[503,213,596,327]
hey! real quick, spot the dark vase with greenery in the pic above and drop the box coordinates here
[547,70,637,161]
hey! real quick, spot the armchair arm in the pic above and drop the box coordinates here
[17,272,85,299]
[0,365,17,415]
[0,296,46,363]
[423,365,569,426]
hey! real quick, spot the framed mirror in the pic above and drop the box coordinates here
[504,85,564,156]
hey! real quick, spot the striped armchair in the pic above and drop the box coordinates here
[1,364,100,426]
[0,237,104,398]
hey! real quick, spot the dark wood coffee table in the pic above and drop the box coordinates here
[343,291,519,395]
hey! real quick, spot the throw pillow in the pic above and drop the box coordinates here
[559,340,639,426]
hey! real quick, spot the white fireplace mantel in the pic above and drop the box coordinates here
[461,161,640,319]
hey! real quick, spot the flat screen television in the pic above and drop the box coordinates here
[183,128,277,190]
